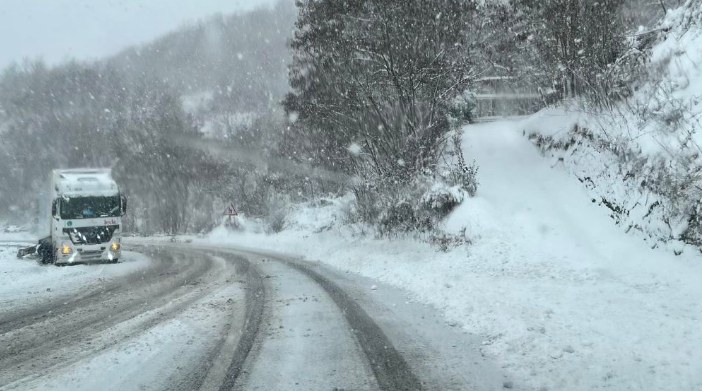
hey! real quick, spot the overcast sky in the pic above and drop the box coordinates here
[0,0,281,70]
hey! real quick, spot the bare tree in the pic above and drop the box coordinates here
[283,0,480,181]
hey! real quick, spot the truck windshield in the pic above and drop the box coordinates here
[60,196,121,219]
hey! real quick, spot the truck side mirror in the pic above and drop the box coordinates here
[121,195,127,215]
[51,200,57,217]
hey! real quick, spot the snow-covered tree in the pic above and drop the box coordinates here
[282,0,481,181]
[509,0,628,101]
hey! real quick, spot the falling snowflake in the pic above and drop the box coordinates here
[348,143,362,155]
[288,111,299,123]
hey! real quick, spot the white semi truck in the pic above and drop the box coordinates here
[18,169,127,265]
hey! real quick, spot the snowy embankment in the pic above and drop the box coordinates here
[198,118,702,391]
[0,233,151,313]
[526,3,702,249]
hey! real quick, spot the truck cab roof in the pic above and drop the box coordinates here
[52,168,119,198]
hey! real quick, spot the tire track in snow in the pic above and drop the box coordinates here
[166,250,266,391]
[281,259,423,391]
[5,240,425,391]
[0,247,177,334]
[215,254,266,391]
[0,250,223,387]
[206,245,423,391]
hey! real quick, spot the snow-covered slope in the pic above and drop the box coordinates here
[199,117,702,391]
[654,2,702,104]
[450,119,702,391]
[524,2,702,249]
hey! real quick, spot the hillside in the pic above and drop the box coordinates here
[109,1,295,116]
[524,1,702,251]
[0,1,296,232]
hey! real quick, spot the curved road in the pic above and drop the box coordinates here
[0,243,514,391]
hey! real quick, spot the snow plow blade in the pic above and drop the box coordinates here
[16,236,50,259]
[17,245,37,258]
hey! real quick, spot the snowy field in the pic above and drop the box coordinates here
[188,118,702,391]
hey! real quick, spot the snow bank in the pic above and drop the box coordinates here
[523,2,702,249]
[522,107,683,247]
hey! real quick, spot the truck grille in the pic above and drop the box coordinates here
[78,250,104,259]
[64,225,118,245]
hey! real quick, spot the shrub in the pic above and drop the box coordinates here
[355,175,471,237]
[267,209,287,233]
[447,90,477,126]
[446,133,479,197]
[349,129,480,237]
[265,193,290,234]
[429,228,471,252]
[379,201,420,235]
[421,183,467,217]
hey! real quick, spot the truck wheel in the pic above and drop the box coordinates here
[36,237,55,265]
[38,244,54,265]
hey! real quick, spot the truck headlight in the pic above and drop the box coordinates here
[61,244,72,255]
[110,242,121,251]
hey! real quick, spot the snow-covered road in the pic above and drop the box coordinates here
[0,242,513,390]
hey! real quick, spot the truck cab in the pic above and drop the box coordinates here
[48,169,127,265]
